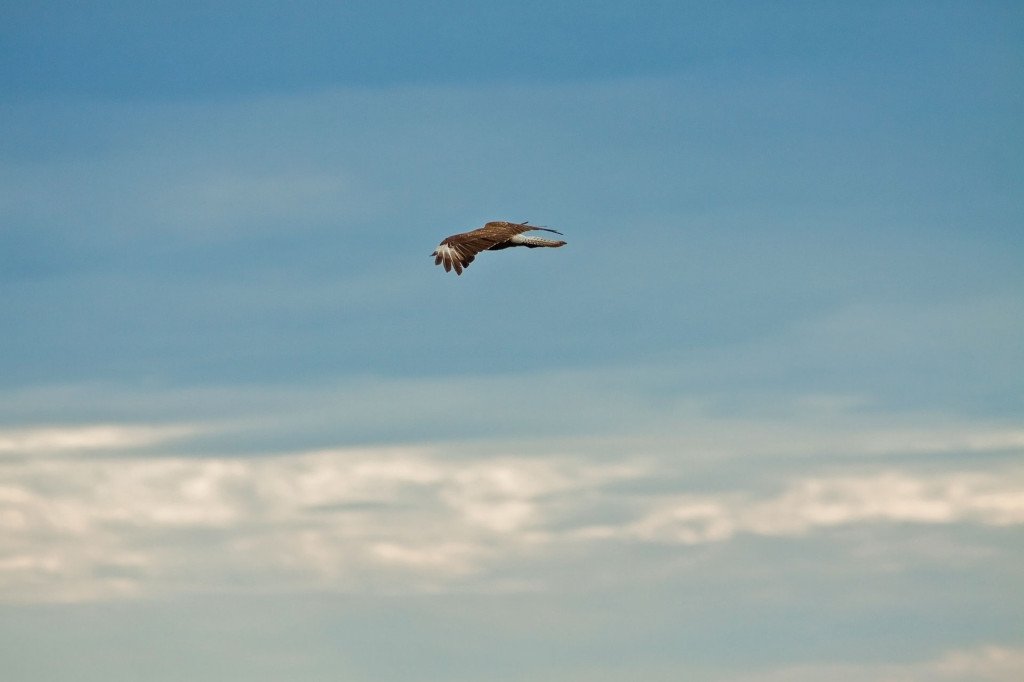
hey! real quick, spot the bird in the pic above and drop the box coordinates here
[431,221,567,275]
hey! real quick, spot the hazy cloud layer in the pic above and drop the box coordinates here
[3,419,1020,603]
[721,645,1024,682]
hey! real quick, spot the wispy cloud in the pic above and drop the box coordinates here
[612,469,1024,546]
[2,435,1020,603]
[0,445,644,601]
[4,372,1021,460]
[721,644,1024,682]
[0,423,199,455]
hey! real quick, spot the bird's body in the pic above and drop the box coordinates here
[431,221,566,275]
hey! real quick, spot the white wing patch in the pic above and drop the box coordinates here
[434,244,456,262]
[433,243,466,274]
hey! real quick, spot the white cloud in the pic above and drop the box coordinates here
[0,431,1020,603]
[0,423,198,455]
[933,645,1024,680]
[615,469,1024,546]
[2,371,1022,462]
[0,445,644,601]
[721,644,1024,682]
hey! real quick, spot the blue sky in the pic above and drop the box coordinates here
[2,2,1023,680]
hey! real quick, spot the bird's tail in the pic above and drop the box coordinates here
[516,236,567,248]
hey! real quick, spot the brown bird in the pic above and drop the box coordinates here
[431,221,567,275]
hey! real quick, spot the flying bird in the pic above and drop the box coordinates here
[431,221,567,275]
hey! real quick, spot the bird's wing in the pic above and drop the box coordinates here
[432,231,491,275]
[432,222,564,275]
[431,225,512,275]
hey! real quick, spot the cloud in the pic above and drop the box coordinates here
[5,371,1022,461]
[615,469,1024,546]
[720,644,1024,682]
[0,423,199,455]
[0,444,645,601]
[1,432,1020,603]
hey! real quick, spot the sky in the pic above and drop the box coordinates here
[1,1,1022,680]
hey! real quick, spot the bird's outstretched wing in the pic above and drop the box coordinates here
[431,221,563,275]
